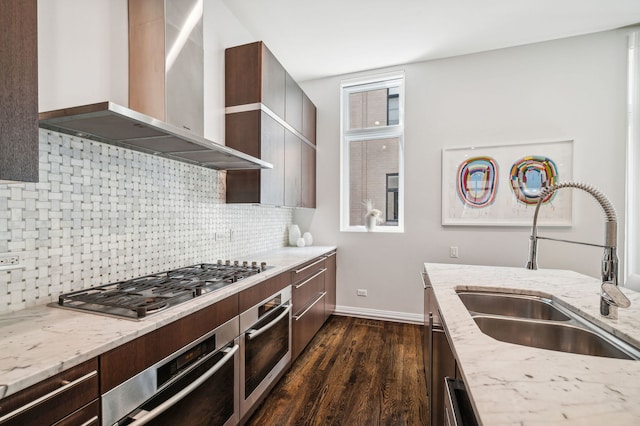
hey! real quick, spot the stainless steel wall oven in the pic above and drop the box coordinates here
[239,285,292,419]
[102,317,239,426]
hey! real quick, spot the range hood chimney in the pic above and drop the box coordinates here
[38,0,271,171]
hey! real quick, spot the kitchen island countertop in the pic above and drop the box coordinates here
[0,246,335,400]
[425,263,640,425]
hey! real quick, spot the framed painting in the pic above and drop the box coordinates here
[442,140,573,226]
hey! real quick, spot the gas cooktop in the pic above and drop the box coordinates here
[56,261,269,319]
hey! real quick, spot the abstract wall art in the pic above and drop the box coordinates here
[442,140,573,226]
[456,156,499,208]
[509,156,559,205]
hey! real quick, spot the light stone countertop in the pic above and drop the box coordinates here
[0,246,336,400]
[424,263,640,425]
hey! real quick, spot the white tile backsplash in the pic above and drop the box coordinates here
[0,130,292,314]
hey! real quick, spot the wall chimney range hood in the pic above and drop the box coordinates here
[38,0,272,171]
[38,102,272,170]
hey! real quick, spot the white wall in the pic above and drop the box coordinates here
[300,30,629,321]
[38,0,129,112]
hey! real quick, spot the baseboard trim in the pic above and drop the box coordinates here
[334,305,423,325]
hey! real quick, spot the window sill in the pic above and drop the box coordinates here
[341,225,404,233]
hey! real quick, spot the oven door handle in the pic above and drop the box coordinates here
[247,304,292,341]
[128,344,239,426]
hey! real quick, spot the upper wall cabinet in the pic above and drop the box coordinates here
[225,41,286,118]
[225,41,317,208]
[0,0,39,183]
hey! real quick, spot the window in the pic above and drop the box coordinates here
[626,31,640,290]
[340,74,404,232]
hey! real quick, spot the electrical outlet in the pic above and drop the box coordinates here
[450,246,459,258]
[357,289,368,297]
[0,253,21,269]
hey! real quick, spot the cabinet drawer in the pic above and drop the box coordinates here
[292,291,326,360]
[53,399,99,426]
[292,268,325,314]
[0,358,99,426]
[291,256,326,283]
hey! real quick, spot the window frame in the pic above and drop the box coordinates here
[339,73,405,233]
[626,31,640,290]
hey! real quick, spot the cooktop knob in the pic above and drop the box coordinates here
[233,260,239,266]
[225,260,231,266]
[260,262,267,271]
[217,259,222,265]
[242,261,248,267]
[251,261,257,268]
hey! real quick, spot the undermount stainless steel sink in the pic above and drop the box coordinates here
[473,316,634,360]
[458,292,570,321]
[457,290,640,360]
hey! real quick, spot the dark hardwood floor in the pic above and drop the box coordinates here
[246,315,428,426]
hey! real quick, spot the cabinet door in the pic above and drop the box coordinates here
[302,93,316,145]
[0,359,98,426]
[225,41,261,107]
[284,129,302,207]
[285,72,303,132]
[292,292,326,361]
[324,251,337,320]
[261,44,286,119]
[260,112,285,206]
[0,0,38,183]
[301,143,316,208]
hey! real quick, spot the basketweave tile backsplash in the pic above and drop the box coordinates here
[0,130,292,314]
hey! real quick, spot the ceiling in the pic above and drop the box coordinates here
[223,0,640,82]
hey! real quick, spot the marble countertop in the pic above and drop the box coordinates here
[0,246,336,400]
[424,263,640,425]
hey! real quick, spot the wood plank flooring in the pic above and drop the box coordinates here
[246,315,428,426]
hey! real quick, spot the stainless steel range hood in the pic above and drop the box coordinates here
[38,0,271,171]
[39,102,272,170]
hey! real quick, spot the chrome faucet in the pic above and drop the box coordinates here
[526,182,630,319]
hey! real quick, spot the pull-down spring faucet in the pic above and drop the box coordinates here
[526,182,630,319]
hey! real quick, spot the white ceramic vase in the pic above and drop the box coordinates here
[364,213,377,232]
[296,237,306,247]
[288,224,301,246]
[303,232,313,246]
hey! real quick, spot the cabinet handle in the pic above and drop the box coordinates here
[0,370,97,423]
[421,271,431,289]
[79,415,99,426]
[294,268,326,289]
[325,251,336,258]
[293,292,327,321]
[128,344,239,425]
[247,304,292,340]
[294,258,325,275]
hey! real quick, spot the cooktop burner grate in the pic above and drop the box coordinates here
[57,261,269,319]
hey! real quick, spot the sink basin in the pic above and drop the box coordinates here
[473,316,634,360]
[458,292,570,321]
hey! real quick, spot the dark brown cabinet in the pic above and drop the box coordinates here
[225,41,285,117]
[291,256,327,361]
[284,129,302,207]
[0,0,39,183]
[301,142,317,208]
[226,111,285,205]
[285,72,303,133]
[0,358,99,426]
[324,251,337,320]
[225,41,316,208]
[302,93,317,145]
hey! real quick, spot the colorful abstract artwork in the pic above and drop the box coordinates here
[509,156,558,205]
[456,156,498,208]
[442,140,573,226]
